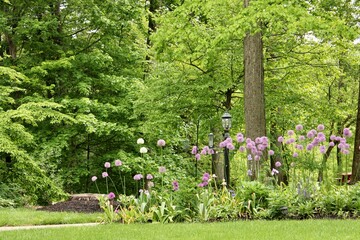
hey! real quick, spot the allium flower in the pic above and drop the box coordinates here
[247,169,253,176]
[288,130,295,136]
[298,135,305,141]
[296,144,303,150]
[172,181,179,191]
[330,135,336,141]
[208,149,215,154]
[202,172,210,182]
[114,159,122,166]
[278,136,284,143]
[104,162,111,168]
[108,192,115,200]
[268,150,275,156]
[239,146,246,152]
[306,144,313,151]
[275,161,282,168]
[317,124,325,131]
[133,174,143,180]
[293,152,299,158]
[254,155,261,161]
[271,168,279,176]
[296,124,303,131]
[137,138,145,144]
[191,146,198,154]
[343,128,352,138]
[247,154,253,160]
[159,166,166,173]
[227,143,235,150]
[320,145,326,154]
[146,174,153,180]
[157,139,166,147]
[102,172,108,178]
[91,176,97,182]
[219,141,226,148]
[329,142,335,147]
[195,153,201,161]
[307,131,315,139]
[198,182,204,187]
[200,149,207,155]
[140,147,148,154]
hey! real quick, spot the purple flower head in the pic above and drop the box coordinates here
[225,137,233,143]
[172,181,179,191]
[293,152,299,158]
[298,135,305,141]
[288,130,295,136]
[247,169,253,176]
[343,128,352,138]
[202,181,209,187]
[278,136,284,143]
[330,135,336,141]
[219,141,226,148]
[102,172,108,178]
[227,143,235,150]
[319,145,326,154]
[133,174,143,181]
[202,172,210,182]
[307,131,315,139]
[341,149,350,155]
[195,153,201,161]
[239,146,246,152]
[146,174,153,180]
[236,133,244,139]
[115,159,122,166]
[108,192,116,200]
[271,168,279,176]
[255,137,262,144]
[203,146,210,152]
[329,141,335,147]
[198,182,204,188]
[275,161,282,168]
[208,149,215,155]
[200,149,207,155]
[247,154,253,160]
[91,176,97,182]
[295,124,303,131]
[296,144,303,150]
[268,150,275,156]
[317,124,325,131]
[254,155,261,161]
[104,162,111,168]
[246,138,252,143]
[335,136,341,142]
[306,144,314,151]
[159,166,166,173]
[191,146,198,154]
[157,139,166,147]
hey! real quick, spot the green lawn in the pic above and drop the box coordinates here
[1,220,360,240]
[0,208,102,226]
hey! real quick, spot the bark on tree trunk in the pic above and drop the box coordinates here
[243,0,266,180]
[351,79,360,183]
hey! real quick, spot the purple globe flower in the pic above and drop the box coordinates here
[288,130,295,136]
[317,124,325,131]
[159,166,166,173]
[157,139,166,147]
[329,142,335,147]
[247,169,253,176]
[146,174,153,180]
[239,146,246,152]
[114,159,122,166]
[227,143,235,150]
[298,135,305,141]
[277,136,284,143]
[200,149,207,155]
[108,192,115,200]
[195,153,201,161]
[133,174,143,180]
[343,128,352,138]
[268,150,275,156]
[275,161,282,168]
[172,181,179,191]
[104,162,111,168]
[319,145,326,154]
[295,124,303,131]
[102,172,108,178]
[293,152,299,158]
[191,146,198,154]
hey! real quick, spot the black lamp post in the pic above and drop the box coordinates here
[208,133,215,174]
[222,111,232,186]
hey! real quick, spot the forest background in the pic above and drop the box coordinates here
[0,0,360,205]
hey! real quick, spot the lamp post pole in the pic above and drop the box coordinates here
[221,112,232,187]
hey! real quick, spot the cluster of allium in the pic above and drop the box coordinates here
[236,133,272,161]
[219,137,235,150]
[278,124,353,157]
[198,172,211,187]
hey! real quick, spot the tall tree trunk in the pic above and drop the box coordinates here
[243,0,266,180]
[351,79,360,183]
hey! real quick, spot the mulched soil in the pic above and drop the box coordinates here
[37,194,103,213]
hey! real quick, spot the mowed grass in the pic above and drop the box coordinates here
[1,220,360,240]
[0,208,102,227]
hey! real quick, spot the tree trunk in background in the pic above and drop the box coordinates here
[351,79,360,183]
[244,0,266,180]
